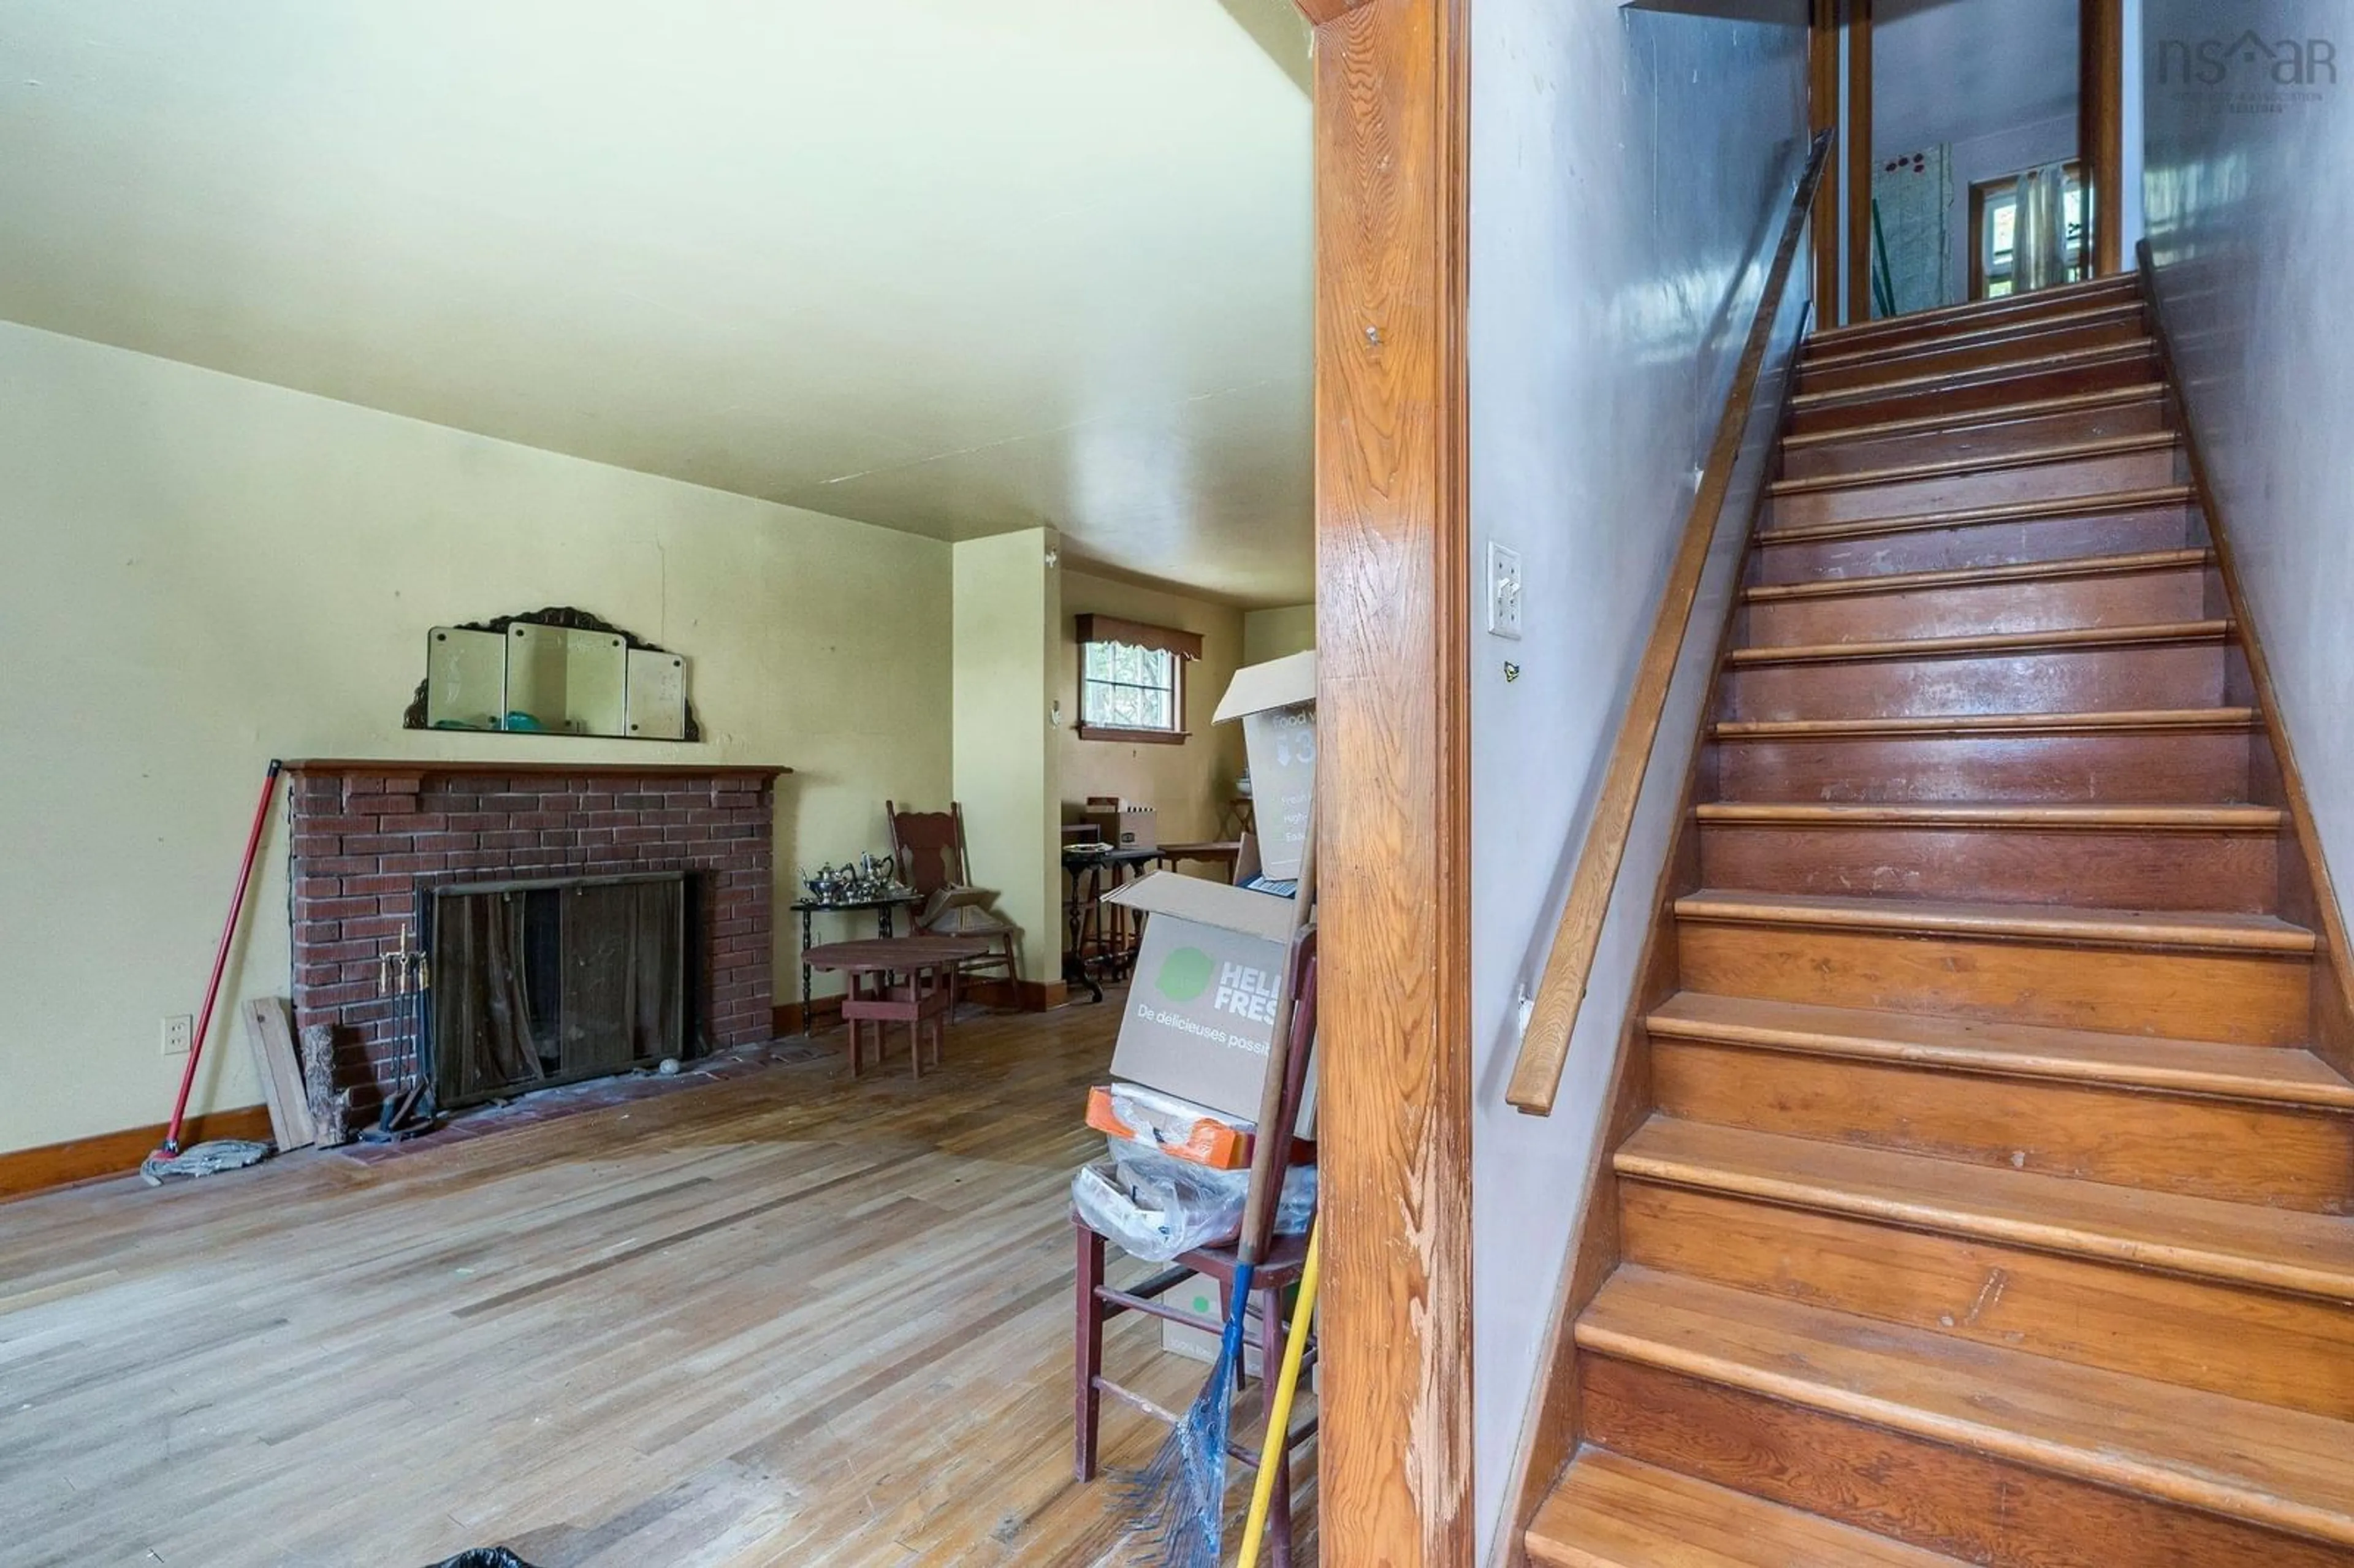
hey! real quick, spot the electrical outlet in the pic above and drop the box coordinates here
[1487,541,1523,641]
[161,1014,193,1057]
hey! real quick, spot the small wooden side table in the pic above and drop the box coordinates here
[792,894,920,1035]
[804,935,991,1079]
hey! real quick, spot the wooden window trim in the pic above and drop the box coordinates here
[1073,723,1191,746]
[1076,628,1189,741]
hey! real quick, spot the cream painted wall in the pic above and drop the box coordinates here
[951,531,1063,985]
[2143,0,2354,909]
[1467,5,1809,1555]
[1058,571,1247,847]
[1241,603,1316,666]
[0,319,953,1157]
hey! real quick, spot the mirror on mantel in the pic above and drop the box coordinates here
[405,607,695,741]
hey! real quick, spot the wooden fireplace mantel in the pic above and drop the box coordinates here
[282,758,791,779]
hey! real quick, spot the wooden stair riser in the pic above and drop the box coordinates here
[1754,501,2193,582]
[1778,394,2170,479]
[1617,1181,2354,1417]
[1722,640,2227,723]
[1768,446,2179,531]
[1695,819,2277,911]
[1578,1357,2353,1568]
[1713,725,2260,800]
[1648,1041,2354,1209]
[1804,279,2144,358]
[1744,559,2209,645]
[1788,351,2162,437]
[1713,726,2258,804]
[1674,919,2312,1045]
[1799,319,2151,398]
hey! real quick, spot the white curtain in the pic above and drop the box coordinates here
[2014,161,2073,294]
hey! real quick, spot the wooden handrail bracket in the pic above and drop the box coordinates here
[1506,131,1834,1116]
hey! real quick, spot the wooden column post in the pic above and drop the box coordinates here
[1293,0,1476,1563]
[1845,0,1875,324]
[2082,0,2126,275]
[1810,0,1842,319]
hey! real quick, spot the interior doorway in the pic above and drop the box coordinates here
[1813,0,2125,324]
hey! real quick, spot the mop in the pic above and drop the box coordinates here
[1119,815,1317,1568]
[142,760,283,1186]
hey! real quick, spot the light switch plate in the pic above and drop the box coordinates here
[1487,541,1523,640]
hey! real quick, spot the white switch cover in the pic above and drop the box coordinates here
[1487,541,1523,640]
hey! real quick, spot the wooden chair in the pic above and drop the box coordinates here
[885,801,1021,991]
[1073,933,1319,1567]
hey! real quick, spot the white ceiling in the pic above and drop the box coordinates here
[1873,0,2080,154]
[0,1,1316,604]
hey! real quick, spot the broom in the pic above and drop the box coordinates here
[1120,813,1317,1567]
[143,760,283,1186]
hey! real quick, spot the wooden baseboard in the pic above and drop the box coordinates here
[967,979,1069,1011]
[773,997,844,1035]
[0,1105,276,1203]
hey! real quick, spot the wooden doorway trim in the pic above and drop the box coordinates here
[1824,0,2127,319]
[1292,0,1477,1564]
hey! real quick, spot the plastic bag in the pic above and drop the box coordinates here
[1072,1137,1316,1263]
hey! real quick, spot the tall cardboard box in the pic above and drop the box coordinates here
[1215,652,1315,882]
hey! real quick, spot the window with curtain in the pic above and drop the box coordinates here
[1972,161,2086,300]
[1074,614,1203,744]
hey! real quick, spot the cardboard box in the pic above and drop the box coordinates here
[1214,652,1314,882]
[1086,1083,1254,1170]
[1086,798,1158,850]
[1102,871,1300,1127]
[1161,1271,1267,1374]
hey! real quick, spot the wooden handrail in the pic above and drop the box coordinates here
[1506,130,1834,1115]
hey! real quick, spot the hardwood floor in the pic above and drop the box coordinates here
[0,1000,1314,1566]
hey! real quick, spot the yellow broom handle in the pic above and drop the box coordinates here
[1235,1220,1320,1566]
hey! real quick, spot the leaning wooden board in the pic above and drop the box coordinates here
[241,997,316,1150]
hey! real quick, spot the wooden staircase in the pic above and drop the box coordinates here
[1525,273,2354,1567]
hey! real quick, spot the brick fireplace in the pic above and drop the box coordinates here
[285,760,785,1143]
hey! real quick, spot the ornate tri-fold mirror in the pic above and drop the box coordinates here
[406,607,696,740]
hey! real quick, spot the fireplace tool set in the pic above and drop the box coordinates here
[362,919,439,1143]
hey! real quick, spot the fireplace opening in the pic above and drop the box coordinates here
[428,871,690,1109]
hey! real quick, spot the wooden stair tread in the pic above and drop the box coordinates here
[1695,802,2280,832]
[1646,992,2354,1106]
[1577,1267,2354,1547]
[1756,485,2192,546]
[1674,889,2317,953]
[1802,300,2147,372]
[1617,1112,2354,1299]
[1807,276,2141,351]
[1528,1447,1970,1568]
[1743,549,2209,604]
[1791,341,2155,410]
[1726,619,2228,667]
[1778,383,2166,452]
[1713,707,2258,740]
[1768,430,2178,497]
